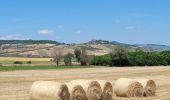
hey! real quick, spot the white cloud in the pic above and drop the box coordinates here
[38,29,54,35]
[125,26,135,30]
[0,34,30,40]
[57,25,64,29]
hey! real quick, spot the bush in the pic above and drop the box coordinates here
[91,54,112,66]
[13,61,23,64]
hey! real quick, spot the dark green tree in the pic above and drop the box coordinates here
[80,47,88,66]
[64,53,74,66]
[74,48,81,62]
[111,46,129,66]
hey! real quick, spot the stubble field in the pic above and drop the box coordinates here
[0,66,170,100]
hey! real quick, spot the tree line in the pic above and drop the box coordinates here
[50,46,170,67]
[51,47,90,66]
[91,46,170,66]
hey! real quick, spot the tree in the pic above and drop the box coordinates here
[74,47,89,66]
[111,46,129,66]
[64,53,74,66]
[80,47,89,66]
[74,48,81,62]
[51,47,63,66]
[128,51,146,66]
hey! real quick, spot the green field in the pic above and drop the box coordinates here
[0,57,83,71]
[0,65,93,71]
[0,57,52,62]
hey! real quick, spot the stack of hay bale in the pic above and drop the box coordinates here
[30,78,156,100]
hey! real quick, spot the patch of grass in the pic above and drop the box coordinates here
[0,65,93,71]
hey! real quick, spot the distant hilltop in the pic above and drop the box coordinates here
[86,40,170,51]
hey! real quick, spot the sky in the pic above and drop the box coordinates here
[0,0,170,45]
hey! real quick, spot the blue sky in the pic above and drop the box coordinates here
[0,0,170,45]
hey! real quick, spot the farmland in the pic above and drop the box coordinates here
[0,57,52,62]
[0,65,89,71]
[0,66,170,100]
[0,57,55,67]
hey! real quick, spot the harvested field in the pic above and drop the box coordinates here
[0,66,170,100]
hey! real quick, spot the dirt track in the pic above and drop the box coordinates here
[0,66,170,100]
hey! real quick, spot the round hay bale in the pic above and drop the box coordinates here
[66,82,87,100]
[97,80,115,100]
[134,79,156,97]
[30,81,70,100]
[71,80,102,100]
[114,78,144,97]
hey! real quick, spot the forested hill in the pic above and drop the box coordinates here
[0,40,62,45]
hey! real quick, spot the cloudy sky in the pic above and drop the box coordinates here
[0,0,170,45]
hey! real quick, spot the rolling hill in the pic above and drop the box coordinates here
[0,39,170,57]
[87,40,170,51]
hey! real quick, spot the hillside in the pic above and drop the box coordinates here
[87,40,170,51]
[0,40,62,45]
[134,44,170,51]
[0,39,170,57]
